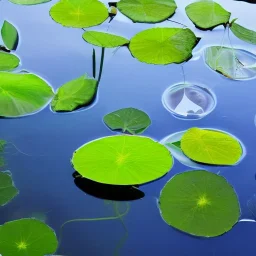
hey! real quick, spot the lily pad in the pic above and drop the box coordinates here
[0,218,58,256]
[103,107,151,134]
[129,27,198,65]
[181,127,243,165]
[8,0,51,5]
[82,31,129,48]
[51,74,97,112]
[204,46,256,80]
[185,1,231,30]
[1,21,19,50]
[0,172,18,206]
[72,135,173,185]
[50,0,109,28]
[0,52,20,71]
[230,22,256,45]
[0,72,54,117]
[159,170,240,237]
[117,0,177,23]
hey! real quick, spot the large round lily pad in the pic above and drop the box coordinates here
[50,0,109,28]
[117,0,177,23]
[0,52,20,71]
[0,218,58,256]
[72,135,173,185]
[129,28,198,65]
[181,127,243,165]
[159,170,240,237]
[82,31,129,48]
[185,1,231,30]
[0,72,54,117]
[8,0,51,5]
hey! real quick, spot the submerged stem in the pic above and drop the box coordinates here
[97,47,105,86]
[167,19,187,28]
[181,65,186,85]
[92,48,96,78]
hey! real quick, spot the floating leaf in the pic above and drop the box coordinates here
[0,172,18,206]
[129,28,198,65]
[117,0,177,23]
[0,52,20,71]
[72,135,173,185]
[51,75,97,112]
[0,218,58,256]
[181,127,243,165]
[0,72,54,117]
[103,107,151,134]
[230,22,256,45]
[1,21,19,50]
[185,1,231,30]
[0,140,6,152]
[8,0,50,4]
[204,46,256,80]
[159,170,240,237]
[82,31,129,48]
[50,0,109,28]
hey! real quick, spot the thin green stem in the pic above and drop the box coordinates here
[92,48,96,78]
[167,19,187,28]
[97,47,105,86]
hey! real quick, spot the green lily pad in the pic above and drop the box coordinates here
[8,0,50,5]
[1,21,19,50]
[185,1,231,30]
[72,135,173,185]
[0,52,20,71]
[0,140,6,168]
[51,74,97,112]
[0,72,54,117]
[0,218,58,256]
[117,0,177,23]
[103,107,151,134]
[204,46,256,80]
[50,0,109,28]
[0,172,19,206]
[181,127,243,165]
[129,28,198,65]
[159,170,240,237]
[82,31,129,48]
[230,21,256,45]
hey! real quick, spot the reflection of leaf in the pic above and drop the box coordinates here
[181,127,243,165]
[103,107,151,134]
[159,170,240,237]
[72,135,173,185]
[117,0,177,23]
[185,1,230,30]
[129,27,198,65]
[0,52,20,71]
[204,46,256,80]
[50,0,109,28]
[83,31,129,48]
[230,22,256,45]
[0,219,58,255]
[51,75,97,112]
[1,21,19,50]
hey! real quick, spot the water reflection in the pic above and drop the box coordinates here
[162,83,216,120]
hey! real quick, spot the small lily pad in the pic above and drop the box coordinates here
[185,1,231,30]
[50,0,109,28]
[51,74,97,112]
[0,218,58,256]
[0,172,18,206]
[1,21,19,50]
[230,22,256,45]
[8,0,51,5]
[181,127,243,165]
[103,107,151,134]
[117,0,177,23]
[129,27,198,65]
[72,135,173,185]
[204,46,256,80]
[0,52,20,71]
[0,72,54,117]
[159,170,240,237]
[83,31,129,48]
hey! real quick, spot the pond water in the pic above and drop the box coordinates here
[1,0,256,255]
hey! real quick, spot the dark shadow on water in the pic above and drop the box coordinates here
[72,172,145,201]
[235,0,256,3]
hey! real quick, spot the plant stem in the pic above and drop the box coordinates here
[97,47,105,86]
[167,19,187,28]
[92,48,96,78]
